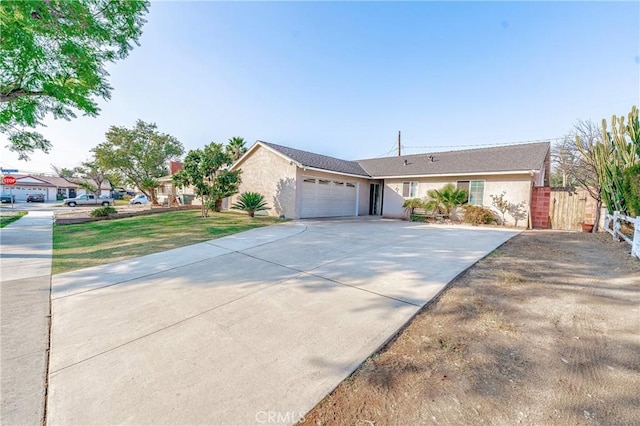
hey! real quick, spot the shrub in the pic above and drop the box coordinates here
[426,183,467,215]
[463,205,494,225]
[90,206,117,217]
[232,192,270,217]
[403,198,424,216]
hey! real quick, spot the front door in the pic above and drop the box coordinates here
[68,188,76,198]
[369,183,381,215]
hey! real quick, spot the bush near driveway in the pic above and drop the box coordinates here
[53,210,283,274]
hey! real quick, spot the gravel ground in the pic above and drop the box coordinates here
[301,230,640,426]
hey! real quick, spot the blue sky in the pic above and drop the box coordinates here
[1,1,639,173]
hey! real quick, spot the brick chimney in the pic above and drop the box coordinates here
[169,161,183,175]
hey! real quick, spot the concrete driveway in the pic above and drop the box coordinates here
[48,219,519,425]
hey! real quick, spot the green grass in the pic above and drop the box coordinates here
[53,210,283,275]
[0,211,27,228]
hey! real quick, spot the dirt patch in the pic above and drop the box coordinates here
[301,231,640,426]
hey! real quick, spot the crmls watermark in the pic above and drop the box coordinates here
[255,411,306,424]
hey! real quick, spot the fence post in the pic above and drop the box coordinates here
[633,216,640,258]
[604,212,611,232]
[612,211,620,241]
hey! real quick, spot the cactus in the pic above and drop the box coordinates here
[578,106,640,214]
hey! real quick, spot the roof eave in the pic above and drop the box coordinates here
[230,141,302,171]
[371,170,538,179]
[299,165,371,179]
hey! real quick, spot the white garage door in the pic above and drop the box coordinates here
[10,186,47,202]
[300,176,357,218]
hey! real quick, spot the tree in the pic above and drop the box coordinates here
[93,120,184,204]
[0,0,150,160]
[426,184,467,216]
[172,142,241,218]
[550,135,581,187]
[227,137,248,161]
[51,165,77,179]
[567,119,604,231]
[232,192,269,217]
[74,158,110,197]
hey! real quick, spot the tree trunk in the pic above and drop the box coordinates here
[150,191,160,206]
[592,199,602,233]
[214,198,222,212]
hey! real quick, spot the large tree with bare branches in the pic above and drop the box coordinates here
[0,0,149,160]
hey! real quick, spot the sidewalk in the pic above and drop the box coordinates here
[0,211,53,425]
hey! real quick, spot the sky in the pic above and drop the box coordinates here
[1,1,639,174]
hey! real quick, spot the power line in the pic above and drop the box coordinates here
[402,137,566,151]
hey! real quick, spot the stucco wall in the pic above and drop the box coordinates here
[294,168,373,217]
[382,174,533,225]
[231,146,298,218]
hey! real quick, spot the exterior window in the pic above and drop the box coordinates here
[402,181,418,197]
[303,178,316,183]
[456,181,470,203]
[457,180,484,205]
[469,181,484,205]
[318,179,330,185]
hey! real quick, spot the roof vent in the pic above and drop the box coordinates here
[429,155,435,162]
[403,159,408,166]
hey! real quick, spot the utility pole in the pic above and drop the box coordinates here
[397,130,401,156]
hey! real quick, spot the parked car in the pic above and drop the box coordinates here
[63,194,114,207]
[26,193,45,202]
[1,193,15,203]
[129,194,149,205]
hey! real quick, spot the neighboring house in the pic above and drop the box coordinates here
[0,175,110,202]
[156,161,201,206]
[229,141,550,224]
[66,178,111,198]
[1,175,71,202]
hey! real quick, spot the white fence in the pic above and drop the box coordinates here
[603,211,640,259]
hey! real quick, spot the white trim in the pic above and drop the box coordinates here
[230,141,301,171]
[372,170,536,179]
[300,166,369,180]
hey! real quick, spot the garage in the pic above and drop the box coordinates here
[10,186,49,202]
[300,176,357,218]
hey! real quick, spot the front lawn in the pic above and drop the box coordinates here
[0,211,27,228]
[53,210,282,274]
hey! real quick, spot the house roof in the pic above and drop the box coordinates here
[38,176,80,188]
[259,141,371,177]
[16,175,78,188]
[356,142,550,178]
[234,140,550,180]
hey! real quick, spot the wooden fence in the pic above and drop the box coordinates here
[603,211,640,259]
[549,187,597,231]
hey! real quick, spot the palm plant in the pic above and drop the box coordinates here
[227,137,248,161]
[402,198,424,217]
[426,184,467,216]
[140,177,160,205]
[232,192,270,217]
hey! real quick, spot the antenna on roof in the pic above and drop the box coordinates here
[397,131,401,156]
